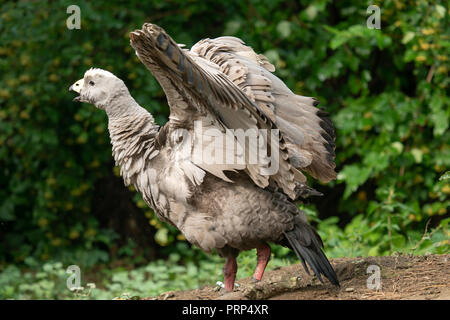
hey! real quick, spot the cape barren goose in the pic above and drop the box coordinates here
[70,23,339,291]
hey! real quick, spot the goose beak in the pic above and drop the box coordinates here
[69,79,83,93]
[69,79,83,101]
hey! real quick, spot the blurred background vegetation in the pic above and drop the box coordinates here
[0,0,448,299]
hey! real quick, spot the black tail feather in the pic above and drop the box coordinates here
[284,223,340,286]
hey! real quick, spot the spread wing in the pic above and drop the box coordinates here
[190,36,336,183]
[129,23,336,200]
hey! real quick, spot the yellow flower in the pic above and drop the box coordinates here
[84,58,93,66]
[419,41,430,50]
[76,135,87,144]
[23,88,34,97]
[19,74,31,83]
[428,192,438,199]
[69,230,80,240]
[145,211,153,218]
[437,66,448,74]
[52,58,61,67]
[47,177,56,186]
[90,159,100,168]
[51,238,62,246]
[95,125,104,134]
[415,55,426,62]
[0,89,11,99]
[65,202,73,211]
[421,28,435,35]
[19,111,30,120]
[20,54,31,66]
[6,79,18,87]
[113,166,120,177]
[82,42,93,52]
[49,74,59,82]
[84,228,97,238]
[1,13,10,21]
[420,146,429,154]
[442,184,450,194]
[364,112,373,119]
[357,191,367,201]
[38,218,49,227]
[414,175,424,184]
[71,188,82,196]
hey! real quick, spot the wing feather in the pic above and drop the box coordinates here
[129,23,335,199]
[191,36,336,183]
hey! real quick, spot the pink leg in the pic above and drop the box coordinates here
[252,244,271,281]
[223,257,238,292]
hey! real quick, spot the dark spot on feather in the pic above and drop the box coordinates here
[324,142,334,155]
[165,42,173,59]
[196,76,204,92]
[316,110,329,117]
[178,56,185,73]
[186,64,194,84]
[326,153,335,164]
[319,120,334,137]
[321,131,335,146]
[312,98,320,107]
[156,33,166,49]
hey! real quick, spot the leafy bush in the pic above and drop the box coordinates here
[0,0,448,299]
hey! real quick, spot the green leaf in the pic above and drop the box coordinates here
[436,5,446,18]
[439,171,450,181]
[410,148,423,163]
[338,165,372,199]
[223,20,241,35]
[402,31,415,44]
[305,5,318,20]
[277,21,291,39]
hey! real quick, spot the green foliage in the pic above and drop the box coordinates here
[0,245,295,299]
[0,0,448,299]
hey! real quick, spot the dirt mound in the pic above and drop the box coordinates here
[147,254,449,300]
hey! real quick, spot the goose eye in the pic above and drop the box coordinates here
[89,80,95,86]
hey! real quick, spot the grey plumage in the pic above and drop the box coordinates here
[70,23,339,290]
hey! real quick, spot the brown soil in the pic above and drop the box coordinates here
[147,254,449,300]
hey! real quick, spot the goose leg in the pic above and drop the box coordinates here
[252,243,271,281]
[223,257,238,292]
